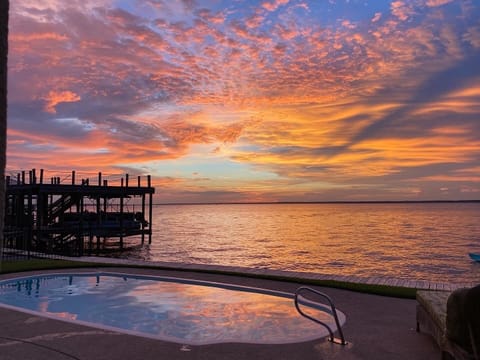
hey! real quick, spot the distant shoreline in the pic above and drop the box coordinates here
[154,200,480,206]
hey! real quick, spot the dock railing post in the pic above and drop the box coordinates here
[27,190,33,259]
[148,175,153,244]
[78,195,84,256]
[119,196,124,249]
[96,191,101,255]
[141,192,146,245]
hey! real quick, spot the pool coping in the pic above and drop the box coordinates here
[69,256,476,291]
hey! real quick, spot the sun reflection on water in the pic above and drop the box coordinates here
[144,203,480,283]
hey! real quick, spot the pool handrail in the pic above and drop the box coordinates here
[294,286,347,345]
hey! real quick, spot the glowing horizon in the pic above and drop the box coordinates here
[7,0,480,203]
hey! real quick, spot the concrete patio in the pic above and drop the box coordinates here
[0,265,441,360]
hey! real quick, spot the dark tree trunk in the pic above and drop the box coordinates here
[0,0,9,263]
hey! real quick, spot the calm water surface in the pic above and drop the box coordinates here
[125,203,480,284]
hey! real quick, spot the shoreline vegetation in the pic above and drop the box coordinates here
[0,259,417,299]
[153,200,480,206]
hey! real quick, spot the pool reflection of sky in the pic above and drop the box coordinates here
[0,274,345,344]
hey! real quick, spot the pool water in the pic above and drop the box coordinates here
[0,272,346,345]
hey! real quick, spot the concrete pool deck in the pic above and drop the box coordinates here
[0,260,457,360]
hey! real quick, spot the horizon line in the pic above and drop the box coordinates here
[153,199,480,206]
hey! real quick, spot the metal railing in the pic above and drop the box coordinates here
[294,286,347,345]
[1,228,83,261]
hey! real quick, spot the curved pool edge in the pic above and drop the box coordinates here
[0,270,347,346]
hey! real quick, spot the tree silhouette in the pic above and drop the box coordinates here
[0,0,9,265]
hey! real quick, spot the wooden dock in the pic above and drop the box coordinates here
[4,169,155,257]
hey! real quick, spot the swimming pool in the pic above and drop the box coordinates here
[0,272,346,345]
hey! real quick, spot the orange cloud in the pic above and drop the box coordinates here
[425,0,454,7]
[43,91,81,113]
[10,32,68,42]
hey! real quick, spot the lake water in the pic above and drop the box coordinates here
[123,203,480,284]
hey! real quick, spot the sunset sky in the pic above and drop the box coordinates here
[6,0,480,203]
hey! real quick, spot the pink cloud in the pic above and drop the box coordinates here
[371,12,382,23]
[245,12,265,29]
[261,0,290,12]
[391,1,415,21]
[341,19,356,29]
[196,9,226,25]
[274,23,299,40]
[463,26,480,49]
